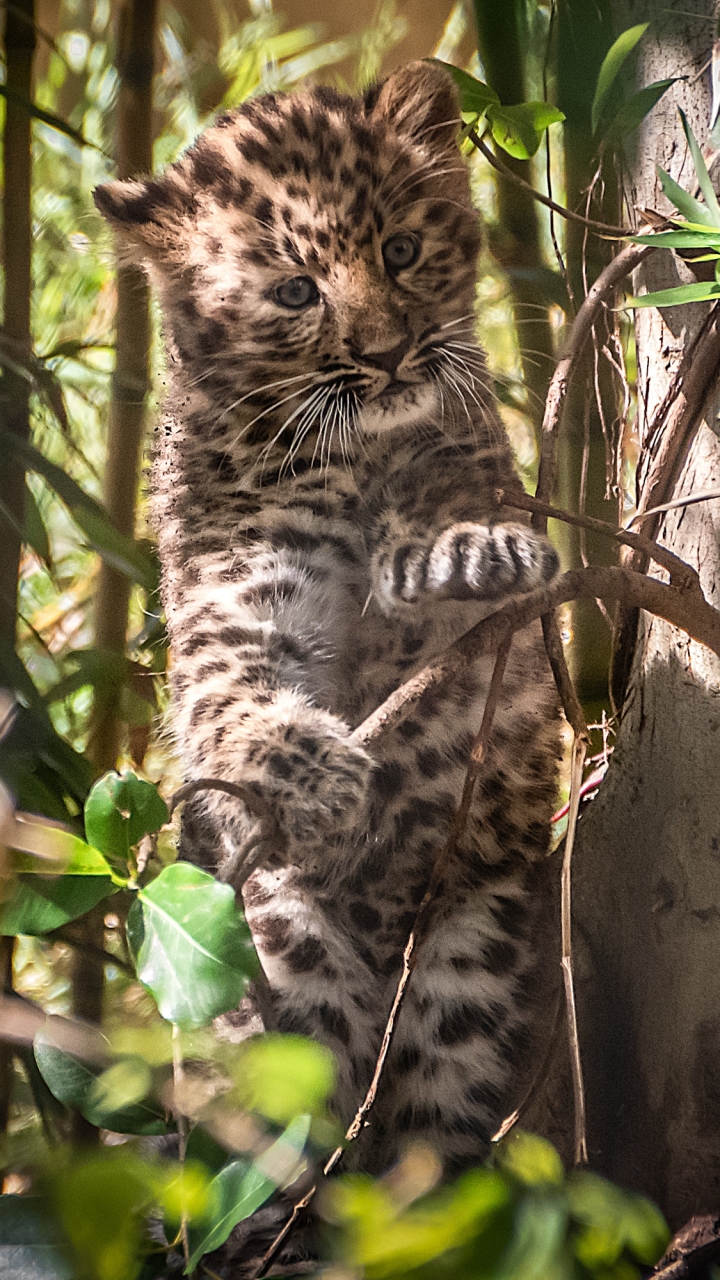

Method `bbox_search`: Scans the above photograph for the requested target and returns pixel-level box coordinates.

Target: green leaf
[128,862,259,1027]
[630,229,720,249]
[488,102,565,160]
[84,770,168,865]
[0,1196,72,1280]
[231,1033,336,1124]
[607,78,679,141]
[591,23,649,135]
[658,166,719,228]
[495,1131,564,1188]
[568,1171,669,1269]
[185,1115,311,1272]
[432,60,499,116]
[0,872,116,935]
[23,485,51,563]
[626,280,720,307]
[1,824,118,935]
[494,1194,567,1280]
[34,1034,173,1135]
[679,107,720,225]
[43,648,129,708]
[0,430,158,590]
[54,1150,161,1280]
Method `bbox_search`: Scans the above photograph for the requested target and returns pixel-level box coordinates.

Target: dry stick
[613,300,720,705]
[561,735,588,1165]
[172,1024,192,1274]
[627,485,720,529]
[351,564,720,749]
[533,242,657,519]
[253,637,514,1280]
[468,131,629,237]
[496,487,699,588]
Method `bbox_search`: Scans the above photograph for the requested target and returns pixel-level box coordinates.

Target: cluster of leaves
[1,772,670,1278]
[629,110,720,309]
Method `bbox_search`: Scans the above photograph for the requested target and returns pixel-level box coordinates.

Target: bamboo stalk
[0,0,35,1145]
[71,0,157,1138]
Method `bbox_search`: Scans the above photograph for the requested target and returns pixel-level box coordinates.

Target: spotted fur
[95,60,561,1174]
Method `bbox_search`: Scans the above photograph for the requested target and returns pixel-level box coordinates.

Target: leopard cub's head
[95,60,483,449]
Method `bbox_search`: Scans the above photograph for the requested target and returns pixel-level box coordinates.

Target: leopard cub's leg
[372,520,559,611]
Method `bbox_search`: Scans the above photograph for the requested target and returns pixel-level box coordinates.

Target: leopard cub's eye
[382,234,420,272]
[274,276,319,310]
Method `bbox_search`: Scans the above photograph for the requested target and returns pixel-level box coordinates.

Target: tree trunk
[571,0,720,1224]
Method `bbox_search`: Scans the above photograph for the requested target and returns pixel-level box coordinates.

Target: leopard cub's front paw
[254,720,373,854]
[376,522,558,608]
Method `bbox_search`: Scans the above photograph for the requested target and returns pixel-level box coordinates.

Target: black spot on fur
[349,900,381,932]
[317,1003,351,1042]
[286,936,328,971]
[436,1001,500,1046]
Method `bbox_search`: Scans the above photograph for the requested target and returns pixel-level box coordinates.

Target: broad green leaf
[432,60,499,116]
[568,1171,668,1268]
[488,102,565,160]
[330,1167,510,1275]
[607,78,678,141]
[630,230,720,249]
[34,1035,172,1135]
[658,166,718,227]
[679,107,720,225]
[626,280,720,307]
[54,1151,161,1280]
[495,1131,564,1188]
[231,1033,336,1124]
[0,1195,72,1280]
[494,1194,567,1280]
[185,1115,311,1272]
[0,430,157,590]
[1,825,118,934]
[591,23,649,135]
[128,862,258,1027]
[0,872,117,934]
[84,770,168,865]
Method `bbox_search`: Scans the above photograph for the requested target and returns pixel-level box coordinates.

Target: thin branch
[627,486,720,529]
[168,777,279,830]
[541,612,588,742]
[469,131,629,236]
[350,565,720,748]
[496,487,699,588]
[561,735,588,1165]
[172,1024,192,1274]
[253,638,513,1280]
[532,243,656,520]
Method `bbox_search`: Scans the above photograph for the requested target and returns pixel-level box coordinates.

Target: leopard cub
[96,59,560,1174]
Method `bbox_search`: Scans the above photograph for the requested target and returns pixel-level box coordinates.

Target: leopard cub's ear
[93,172,196,262]
[373,59,460,151]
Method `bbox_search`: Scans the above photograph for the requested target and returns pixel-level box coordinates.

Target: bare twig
[491,990,563,1143]
[532,243,656,520]
[253,638,514,1279]
[168,777,279,829]
[561,735,588,1165]
[541,612,589,743]
[351,565,720,748]
[495,487,699,588]
[172,1024,192,1274]
[469,131,629,236]
[627,486,720,528]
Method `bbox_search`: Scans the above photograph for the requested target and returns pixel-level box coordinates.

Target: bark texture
[571,0,720,1224]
